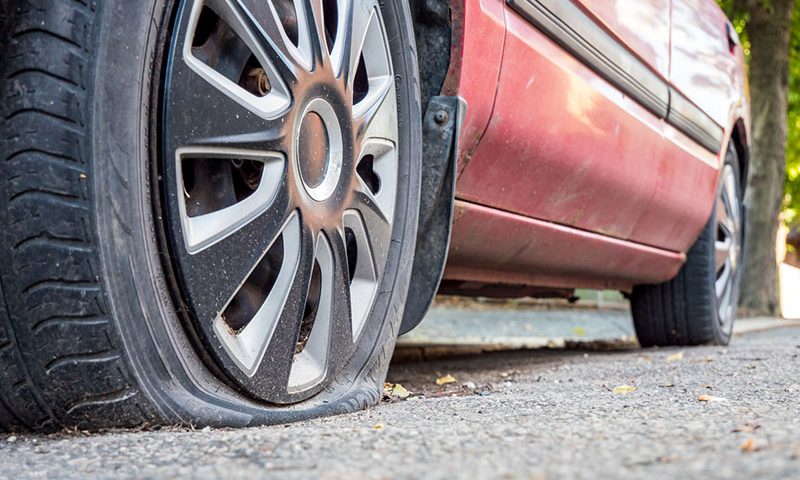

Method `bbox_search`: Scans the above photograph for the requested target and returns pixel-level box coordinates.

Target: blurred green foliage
[787,6,799,225]
[718,0,800,225]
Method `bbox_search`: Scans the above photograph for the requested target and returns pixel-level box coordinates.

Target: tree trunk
[739,0,795,316]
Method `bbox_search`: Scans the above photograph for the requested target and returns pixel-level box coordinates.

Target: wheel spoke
[723,168,741,230]
[353,65,396,133]
[716,196,735,238]
[348,189,391,262]
[287,232,334,392]
[326,227,356,343]
[176,148,286,253]
[179,0,294,121]
[716,262,731,298]
[213,212,311,378]
[333,0,374,81]
[351,10,394,124]
[236,0,313,73]
[167,52,288,151]
[715,238,731,272]
[717,266,734,322]
[244,219,316,394]
[354,78,396,155]
[174,189,292,326]
[343,207,386,339]
[297,0,329,66]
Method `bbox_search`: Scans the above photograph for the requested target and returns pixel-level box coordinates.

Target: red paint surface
[574,0,671,77]
[443,200,685,291]
[445,0,506,176]
[443,0,749,291]
[456,9,719,251]
[671,0,748,130]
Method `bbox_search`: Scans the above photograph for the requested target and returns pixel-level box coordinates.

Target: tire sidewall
[90,0,421,425]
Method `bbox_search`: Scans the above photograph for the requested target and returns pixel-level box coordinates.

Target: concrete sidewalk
[397,301,800,357]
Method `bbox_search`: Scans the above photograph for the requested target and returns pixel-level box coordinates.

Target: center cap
[296,98,343,202]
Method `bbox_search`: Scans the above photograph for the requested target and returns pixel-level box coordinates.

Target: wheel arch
[729,118,750,192]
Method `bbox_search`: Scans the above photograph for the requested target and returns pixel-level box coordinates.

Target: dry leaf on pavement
[665,351,684,362]
[691,356,715,364]
[733,422,761,433]
[391,383,410,399]
[612,385,637,395]
[383,382,411,400]
[739,437,762,452]
[697,394,726,402]
[435,374,457,386]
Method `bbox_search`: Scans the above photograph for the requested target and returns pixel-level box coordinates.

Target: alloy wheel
[160,0,399,403]
[714,163,742,334]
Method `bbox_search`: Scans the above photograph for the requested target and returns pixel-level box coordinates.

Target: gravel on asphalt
[1,326,799,479]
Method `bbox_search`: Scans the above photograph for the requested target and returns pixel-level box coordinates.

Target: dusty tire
[631,144,744,347]
[0,0,421,431]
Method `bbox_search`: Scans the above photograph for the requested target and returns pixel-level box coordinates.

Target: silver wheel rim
[161,0,399,402]
[714,164,741,333]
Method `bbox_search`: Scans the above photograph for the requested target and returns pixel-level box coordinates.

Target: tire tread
[0,0,153,431]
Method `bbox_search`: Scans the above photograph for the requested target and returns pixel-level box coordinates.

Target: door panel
[671,0,741,128]
[455,1,718,253]
[574,0,671,78]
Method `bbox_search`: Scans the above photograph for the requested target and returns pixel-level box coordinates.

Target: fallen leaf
[739,437,760,452]
[383,382,412,400]
[666,351,684,362]
[697,394,726,402]
[733,422,761,433]
[435,374,457,386]
[691,356,715,364]
[391,383,410,399]
[613,385,637,395]
[573,326,586,337]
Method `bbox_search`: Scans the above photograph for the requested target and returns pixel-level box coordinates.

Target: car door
[670,0,745,129]
[453,0,720,253]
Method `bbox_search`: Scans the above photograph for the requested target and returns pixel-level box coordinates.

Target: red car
[0,0,748,429]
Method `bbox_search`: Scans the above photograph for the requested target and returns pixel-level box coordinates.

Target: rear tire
[631,144,744,347]
[0,0,421,431]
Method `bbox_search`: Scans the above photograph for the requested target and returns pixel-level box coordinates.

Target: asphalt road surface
[1,315,799,479]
